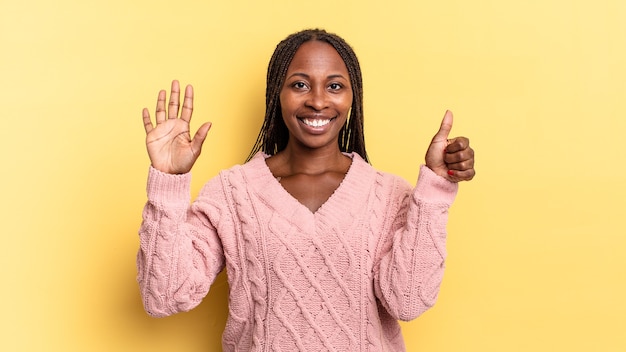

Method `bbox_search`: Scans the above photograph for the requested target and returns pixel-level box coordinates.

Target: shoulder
[200,152,273,198]
[195,153,270,212]
[348,153,412,198]
[206,152,268,184]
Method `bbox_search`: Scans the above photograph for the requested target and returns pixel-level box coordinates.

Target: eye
[292,81,308,90]
[328,83,342,91]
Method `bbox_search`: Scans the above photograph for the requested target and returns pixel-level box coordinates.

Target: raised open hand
[425,110,475,182]
[142,80,212,174]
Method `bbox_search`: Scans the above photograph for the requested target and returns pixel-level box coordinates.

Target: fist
[425,110,475,182]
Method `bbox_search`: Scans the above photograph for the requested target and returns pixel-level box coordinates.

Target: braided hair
[247,29,368,162]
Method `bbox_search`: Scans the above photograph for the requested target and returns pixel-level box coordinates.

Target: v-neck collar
[242,152,376,230]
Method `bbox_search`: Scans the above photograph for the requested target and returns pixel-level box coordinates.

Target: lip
[297,116,336,134]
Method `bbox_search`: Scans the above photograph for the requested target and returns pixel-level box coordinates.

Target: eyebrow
[286,72,348,80]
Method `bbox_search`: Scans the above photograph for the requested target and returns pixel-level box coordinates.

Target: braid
[247,29,368,163]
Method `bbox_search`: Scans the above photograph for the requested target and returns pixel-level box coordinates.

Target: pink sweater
[137,152,458,351]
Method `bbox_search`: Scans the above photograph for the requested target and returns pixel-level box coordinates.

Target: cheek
[279,92,295,115]
[341,97,353,114]
[341,89,353,110]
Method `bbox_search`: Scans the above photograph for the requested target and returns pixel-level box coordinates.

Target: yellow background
[1,0,625,351]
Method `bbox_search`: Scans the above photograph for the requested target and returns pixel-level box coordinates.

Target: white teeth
[302,119,330,127]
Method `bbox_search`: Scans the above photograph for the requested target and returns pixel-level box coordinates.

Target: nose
[304,86,328,111]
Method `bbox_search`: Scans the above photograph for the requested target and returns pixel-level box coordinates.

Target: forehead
[287,40,349,74]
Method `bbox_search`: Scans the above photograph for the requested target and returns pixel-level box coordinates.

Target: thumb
[432,110,454,143]
[190,122,212,155]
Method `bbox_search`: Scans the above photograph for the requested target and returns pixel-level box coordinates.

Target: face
[279,40,353,152]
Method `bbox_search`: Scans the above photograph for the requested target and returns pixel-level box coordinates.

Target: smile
[301,118,333,127]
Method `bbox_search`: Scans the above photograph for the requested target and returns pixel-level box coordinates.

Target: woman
[138,29,475,351]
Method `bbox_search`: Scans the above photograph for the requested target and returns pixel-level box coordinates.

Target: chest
[277,172,345,213]
[221,178,387,278]
[214,159,401,279]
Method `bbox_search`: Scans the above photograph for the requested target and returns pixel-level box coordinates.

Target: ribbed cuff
[414,165,458,205]
[146,166,192,206]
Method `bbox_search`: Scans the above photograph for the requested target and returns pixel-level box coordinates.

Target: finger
[180,84,194,123]
[445,137,470,153]
[142,108,153,134]
[190,122,212,155]
[155,89,167,124]
[444,144,474,164]
[168,80,181,119]
[432,110,454,143]
[445,158,475,172]
[448,168,476,182]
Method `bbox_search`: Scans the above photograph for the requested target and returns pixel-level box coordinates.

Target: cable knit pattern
[137,152,457,351]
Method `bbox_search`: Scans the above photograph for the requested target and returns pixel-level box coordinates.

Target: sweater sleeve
[136,166,226,318]
[373,165,458,321]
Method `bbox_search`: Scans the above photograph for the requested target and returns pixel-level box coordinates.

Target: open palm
[142,80,211,174]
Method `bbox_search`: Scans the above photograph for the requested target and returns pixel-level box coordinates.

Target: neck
[270,143,350,176]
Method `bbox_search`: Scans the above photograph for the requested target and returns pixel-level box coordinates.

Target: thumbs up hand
[425,110,475,182]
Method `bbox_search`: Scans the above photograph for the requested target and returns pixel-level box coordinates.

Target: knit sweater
[137,152,458,351]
